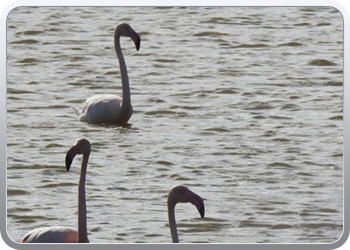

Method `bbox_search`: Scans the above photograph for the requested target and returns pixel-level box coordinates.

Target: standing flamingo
[21,139,91,243]
[76,23,141,125]
[167,185,205,243]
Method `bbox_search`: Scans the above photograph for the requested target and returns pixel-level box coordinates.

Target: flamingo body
[78,95,132,125]
[21,227,78,243]
[77,23,140,125]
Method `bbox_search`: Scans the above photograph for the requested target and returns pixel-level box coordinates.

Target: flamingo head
[115,23,141,51]
[65,139,91,171]
[167,185,205,218]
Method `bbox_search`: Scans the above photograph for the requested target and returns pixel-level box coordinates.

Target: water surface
[7,6,343,243]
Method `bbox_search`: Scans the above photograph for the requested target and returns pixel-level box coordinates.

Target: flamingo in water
[21,139,91,243]
[76,23,141,125]
[167,185,205,243]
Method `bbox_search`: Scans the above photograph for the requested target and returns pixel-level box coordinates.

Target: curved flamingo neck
[168,203,179,243]
[114,32,131,123]
[77,153,89,243]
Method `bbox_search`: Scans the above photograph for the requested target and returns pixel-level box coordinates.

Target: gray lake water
[7,6,343,243]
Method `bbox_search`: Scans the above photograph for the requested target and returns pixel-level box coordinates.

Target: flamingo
[167,185,205,243]
[76,23,141,125]
[21,139,91,243]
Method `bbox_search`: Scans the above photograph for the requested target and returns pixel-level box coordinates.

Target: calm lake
[7,6,343,243]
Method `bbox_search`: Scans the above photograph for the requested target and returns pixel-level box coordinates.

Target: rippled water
[7,7,343,243]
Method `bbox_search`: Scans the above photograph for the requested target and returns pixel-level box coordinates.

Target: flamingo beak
[65,145,78,171]
[128,30,141,51]
[134,35,141,51]
[187,190,205,218]
[197,201,205,218]
[65,152,73,171]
